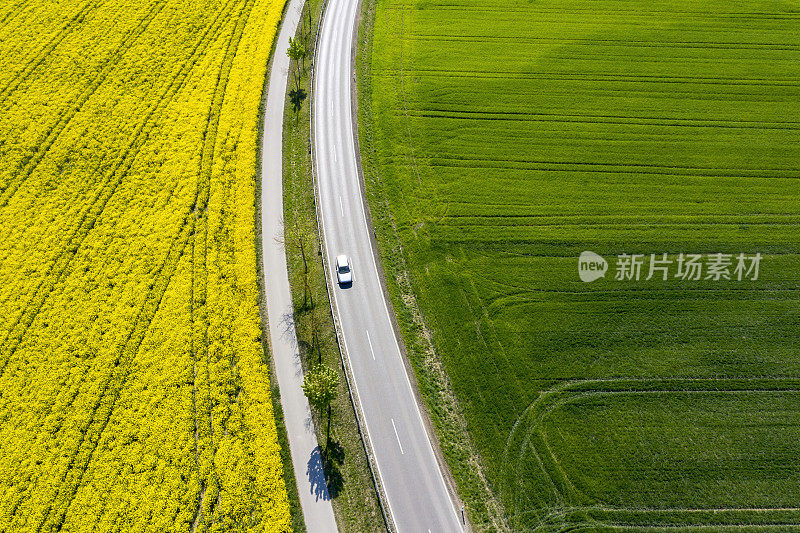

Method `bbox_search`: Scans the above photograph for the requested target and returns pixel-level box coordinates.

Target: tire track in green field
[502,378,800,531]
[407,110,800,131]
[377,69,800,86]
[541,505,800,531]
[408,35,800,52]
[424,157,800,180]
[395,5,800,17]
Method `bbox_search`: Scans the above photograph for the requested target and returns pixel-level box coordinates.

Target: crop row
[0,0,291,531]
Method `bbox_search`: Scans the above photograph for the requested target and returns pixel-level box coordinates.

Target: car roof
[336,254,348,265]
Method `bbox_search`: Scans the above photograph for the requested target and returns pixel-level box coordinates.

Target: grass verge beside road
[281,0,384,529]
[354,0,505,529]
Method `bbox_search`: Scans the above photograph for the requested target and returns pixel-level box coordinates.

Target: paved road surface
[312,0,465,530]
[260,0,338,530]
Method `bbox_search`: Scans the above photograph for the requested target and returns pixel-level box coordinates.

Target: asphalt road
[260,0,338,530]
[312,0,465,530]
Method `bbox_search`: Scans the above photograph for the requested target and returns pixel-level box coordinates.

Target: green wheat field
[366,0,800,530]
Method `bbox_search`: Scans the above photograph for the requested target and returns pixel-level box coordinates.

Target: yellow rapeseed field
[0,0,291,531]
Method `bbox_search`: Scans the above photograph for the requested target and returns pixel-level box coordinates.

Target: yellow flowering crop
[0,0,291,531]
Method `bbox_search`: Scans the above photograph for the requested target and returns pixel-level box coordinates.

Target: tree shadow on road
[322,439,345,499]
[305,441,345,501]
[306,445,331,501]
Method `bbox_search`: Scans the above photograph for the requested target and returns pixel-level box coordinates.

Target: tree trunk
[313,319,322,364]
[299,235,307,274]
[299,235,308,305]
[326,404,331,447]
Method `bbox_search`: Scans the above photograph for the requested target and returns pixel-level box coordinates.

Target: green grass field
[361,0,800,529]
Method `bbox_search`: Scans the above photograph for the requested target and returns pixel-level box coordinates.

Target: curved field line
[34,220,193,532]
[0,0,237,380]
[188,0,257,527]
[62,0,253,516]
[0,0,96,106]
[502,377,800,531]
[0,0,166,205]
[0,4,240,522]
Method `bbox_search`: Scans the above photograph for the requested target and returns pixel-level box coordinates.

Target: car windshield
[338,264,350,273]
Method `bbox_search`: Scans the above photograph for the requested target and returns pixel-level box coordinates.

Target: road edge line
[308,0,396,530]
[346,0,470,529]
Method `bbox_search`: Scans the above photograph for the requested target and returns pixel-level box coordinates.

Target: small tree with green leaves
[287,36,307,76]
[302,364,339,446]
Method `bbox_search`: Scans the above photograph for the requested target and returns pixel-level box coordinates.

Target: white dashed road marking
[391,418,405,455]
[366,330,376,360]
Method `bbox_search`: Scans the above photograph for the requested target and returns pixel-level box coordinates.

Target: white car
[336,254,352,284]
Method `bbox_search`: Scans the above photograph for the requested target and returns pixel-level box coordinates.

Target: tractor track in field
[0,0,237,381]
[1,3,241,523]
[188,0,256,527]
[0,0,167,206]
[33,220,193,532]
[0,0,97,106]
[502,377,800,531]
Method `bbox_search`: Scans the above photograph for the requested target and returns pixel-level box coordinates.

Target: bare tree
[274,217,312,307]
